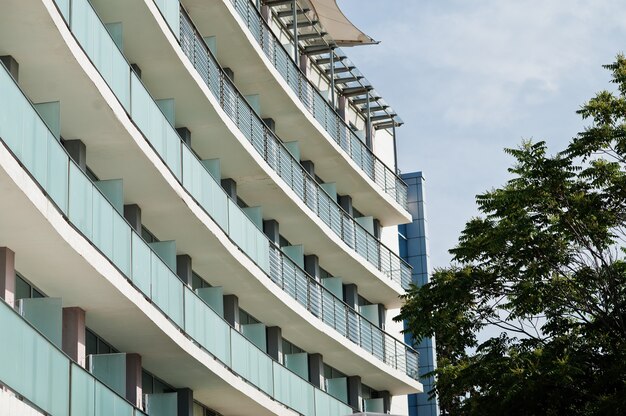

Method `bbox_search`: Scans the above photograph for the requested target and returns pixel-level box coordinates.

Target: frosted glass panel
[154,0,180,39]
[151,253,184,327]
[69,162,94,239]
[231,331,273,396]
[196,286,224,317]
[314,389,352,416]
[71,364,96,416]
[71,0,130,109]
[47,136,69,213]
[0,301,69,416]
[242,323,266,352]
[131,232,152,295]
[273,362,315,416]
[285,353,309,380]
[146,393,178,416]
[183,287,231,364]
[89,354,126,397]
[19,297,63,348]
[326,378,348,404]
[148,240,177,271]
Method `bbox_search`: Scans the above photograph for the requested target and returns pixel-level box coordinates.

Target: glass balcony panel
[154,0,180,38]
[71,363,96,416]
[92,189,115,261]
[273,362,315,416]
[95,381,134,416]
[131,232,153,296]
[183,287,231,365]
[47,135,70,213]
[230,330,274,396]
[150,252,184,327]
[71,0,130,110]
[314,389,353,416]
[0,301,70,416]
[69,162,94,239]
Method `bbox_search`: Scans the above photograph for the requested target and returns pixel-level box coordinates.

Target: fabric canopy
[307,0,378,46]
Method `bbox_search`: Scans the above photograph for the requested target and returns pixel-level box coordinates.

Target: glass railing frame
[0,298,147,416]
[227,0,409,208]
[176,5,413,289]
[0,44,415,416]
[40,0,418,380]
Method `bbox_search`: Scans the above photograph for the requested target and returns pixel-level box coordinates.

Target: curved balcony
[0,59,353,415]
[182,0,411,223]
[0,0,420,392]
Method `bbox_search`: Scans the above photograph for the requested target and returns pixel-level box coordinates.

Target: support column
[262,118,275,133]
[304,255,320,280]
[0,55,19,81]
[176,255,192,287]
[347,375,362,411]
[308,353,324,389]
[177,388,194,416]
[263,220,280,245]
[301,160,315,177]
[343,283,358,310]
[266,326,283,362]
[63,140,87,172]
[373,218,381,239]
[62,307,86,367]
[0,247,15,307]
[223,294,240,329]
[126,353,143,408]
[176,127,192,146]
[221,178,237,201]
[124,204,142,233]
[338,195,353,217]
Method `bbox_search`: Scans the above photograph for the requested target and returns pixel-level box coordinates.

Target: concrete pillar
[343,283,358,310]
[262,118,275,133]
[378,304,386,330]
[263,220,280,245]
[126,353,143,408]
[131,63,142,79]
[177,388,194,416]
[0,247,15,307]
[62,307,86,367]
[347,375,362,411]
[260,5,270,22]
[338,195,353,217]
[266,326,282,362]
[308,353,324,389]
[223,294,239,329]
[176,255,192,287]
[176,127,192,146]
[221,178,237,201]
[124,204,142,233]
[301,160,315,177]
[304,255,320,280]
[338,96,347,120]
[373,218,381,239]
[299,54,309,76]
[375,390,391,413]
[63,139,87,172]
[0,55,19,82]
[224,67,234,82]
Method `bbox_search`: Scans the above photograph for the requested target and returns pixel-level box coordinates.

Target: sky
[337,0,626,268]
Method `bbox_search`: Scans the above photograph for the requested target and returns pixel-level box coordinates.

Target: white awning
[307,0,378,46]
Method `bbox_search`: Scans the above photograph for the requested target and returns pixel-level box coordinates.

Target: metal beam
[325,66,355,74]
[302,44,334,55]
[340,86,373,97]
[286,20,318,29]
[352,96,380,105]
[276,8,309,17]
[316,55,345,65]
[361,105,389,112]
[298,32,327,41]
[264,0,293,6]
[374,120,402,130]
[292,0,298,62]
[333,76,363,84]
[370,113,397,122]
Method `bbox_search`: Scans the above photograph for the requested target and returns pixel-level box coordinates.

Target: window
[141,225,159,243]
[282,338,304,356]
[191,272,211,291]
[85,328,119,356]
[239,309,260,326]
[15,273,46,301]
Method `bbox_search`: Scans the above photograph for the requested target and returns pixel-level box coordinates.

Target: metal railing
[179,8,413,290]
[228,0,409,209]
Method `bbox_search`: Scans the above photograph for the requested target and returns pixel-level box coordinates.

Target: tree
[397,55,626,416]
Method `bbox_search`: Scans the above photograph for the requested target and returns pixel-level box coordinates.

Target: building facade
[0,0,421,415]
[399,172,440,416]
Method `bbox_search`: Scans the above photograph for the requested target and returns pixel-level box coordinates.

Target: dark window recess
[194,400,224,416]
[141,225,159,243]
[357,295,372,307]
[191,271,212,291]
[278,235,291,248]
[85,328,119,356]
[239,309,260,326]
[362,384,375,400]
[352,207,364,218]
[86,167,99,182]
[236,196,248,209]
[323,364,346,381]
[319,267,333,280]
[15,273,46,301]
[282,338,304,355]
[142,369,175,397]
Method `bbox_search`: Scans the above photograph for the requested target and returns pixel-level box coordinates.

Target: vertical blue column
[399,171,440,416]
